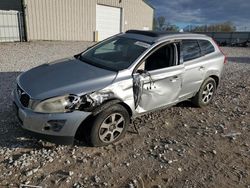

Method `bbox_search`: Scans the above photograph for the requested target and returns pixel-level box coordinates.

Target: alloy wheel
[202,83,214,103]
[98,113,125,143]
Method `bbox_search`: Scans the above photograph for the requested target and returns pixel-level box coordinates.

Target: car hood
[17,58,117,99]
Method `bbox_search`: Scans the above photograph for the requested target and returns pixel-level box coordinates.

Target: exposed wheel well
[209,75,219,88]
[75,114,94,142]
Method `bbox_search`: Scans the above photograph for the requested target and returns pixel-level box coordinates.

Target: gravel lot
[0,42,249,188]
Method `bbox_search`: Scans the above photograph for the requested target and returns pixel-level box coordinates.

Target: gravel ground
[0,42,249,188]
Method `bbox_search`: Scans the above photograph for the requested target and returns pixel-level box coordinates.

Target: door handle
[170,76,179,82]
[199,66,205,71]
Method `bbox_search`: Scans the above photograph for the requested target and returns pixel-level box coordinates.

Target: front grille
[17,85,30,107]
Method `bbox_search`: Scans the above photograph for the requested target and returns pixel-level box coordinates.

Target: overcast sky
[147,0,250,30]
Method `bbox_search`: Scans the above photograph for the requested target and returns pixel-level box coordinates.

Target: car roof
[122,30,211,43]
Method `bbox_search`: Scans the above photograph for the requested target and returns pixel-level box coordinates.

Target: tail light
[212,38,227,64]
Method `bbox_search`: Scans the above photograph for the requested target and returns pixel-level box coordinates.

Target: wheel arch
[204,69,220,88]
[209,75,220,88]
[74,99,133,141]
[91,99,133,117]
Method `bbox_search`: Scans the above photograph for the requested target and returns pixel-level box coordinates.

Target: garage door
[0,10,23,42]
[96,5,121,41]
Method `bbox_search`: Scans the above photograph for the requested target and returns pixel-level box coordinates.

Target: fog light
[46,120,66,132]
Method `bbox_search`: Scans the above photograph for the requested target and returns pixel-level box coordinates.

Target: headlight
[33,95,79,113]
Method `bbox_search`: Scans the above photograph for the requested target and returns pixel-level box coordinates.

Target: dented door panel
[178,59,206,100]
[134,65,184,114]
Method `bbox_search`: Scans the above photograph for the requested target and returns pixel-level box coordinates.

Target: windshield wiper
[78,56,95,65]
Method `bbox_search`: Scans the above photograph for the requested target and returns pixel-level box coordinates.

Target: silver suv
[13,30,226,146]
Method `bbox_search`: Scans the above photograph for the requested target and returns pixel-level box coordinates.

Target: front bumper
[12,89,91,145]
[24,129,75,145]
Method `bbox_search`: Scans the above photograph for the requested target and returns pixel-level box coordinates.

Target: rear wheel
[192,77,217,107]
[87,104,129,147]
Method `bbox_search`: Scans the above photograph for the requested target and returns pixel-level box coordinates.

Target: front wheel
[87,104,130,147]
[192,77,217,107]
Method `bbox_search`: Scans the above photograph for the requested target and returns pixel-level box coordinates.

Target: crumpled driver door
[133,64,184,114]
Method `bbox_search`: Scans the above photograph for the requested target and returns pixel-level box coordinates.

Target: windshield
[80,36,151,71]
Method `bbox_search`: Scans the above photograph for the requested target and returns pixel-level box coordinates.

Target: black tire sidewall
[89,104,130,147]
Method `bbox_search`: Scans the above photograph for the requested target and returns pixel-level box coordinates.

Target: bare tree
[153,17,158,30]
[153,16,180,32]
[185,21,236,32]
[157,16,166,31]
[165,23,179,32]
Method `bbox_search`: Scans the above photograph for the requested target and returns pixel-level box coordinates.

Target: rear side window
[182,40,201,62]
[198,40,215,55]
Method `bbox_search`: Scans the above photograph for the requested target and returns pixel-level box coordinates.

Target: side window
[182,40,201,62]
[198,40,215,55]
[142,43,177,71]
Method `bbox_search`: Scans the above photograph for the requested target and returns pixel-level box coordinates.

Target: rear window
[182,40,201,62]
[198,40,215,55]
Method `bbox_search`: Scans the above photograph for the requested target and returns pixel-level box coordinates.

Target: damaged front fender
[78,82,134,115]
[70,72,135,116]
[76,91,115,112]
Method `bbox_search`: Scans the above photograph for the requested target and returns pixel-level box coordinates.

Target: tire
[192,77,217,107]
[87,104,130,147]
